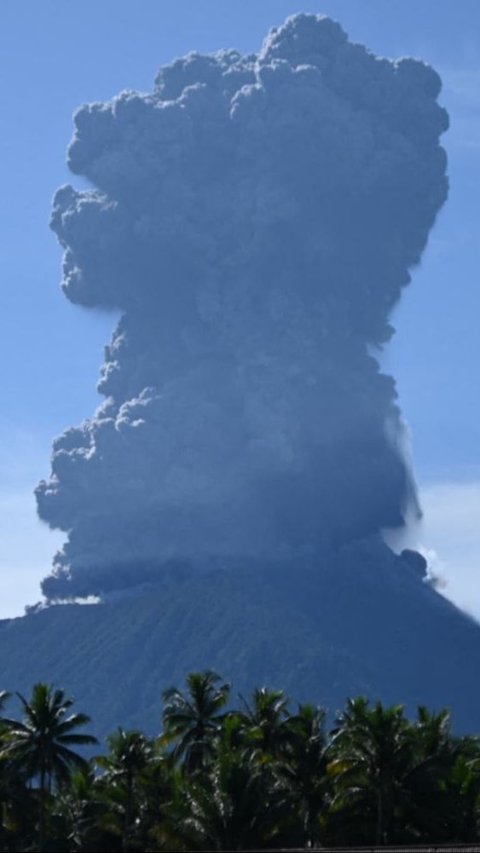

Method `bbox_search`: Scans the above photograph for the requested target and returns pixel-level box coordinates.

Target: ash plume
[36,14,448,599]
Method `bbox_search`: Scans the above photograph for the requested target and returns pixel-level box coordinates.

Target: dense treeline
[1,673,480,851]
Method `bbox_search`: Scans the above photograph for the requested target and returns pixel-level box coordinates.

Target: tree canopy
[0,673,479,851]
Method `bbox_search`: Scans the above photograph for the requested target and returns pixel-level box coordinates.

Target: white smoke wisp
[36,14,449,599]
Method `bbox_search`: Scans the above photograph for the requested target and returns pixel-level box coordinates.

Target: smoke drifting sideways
[36,14,448,600]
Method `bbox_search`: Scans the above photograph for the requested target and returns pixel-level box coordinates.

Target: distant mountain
[1,540,479,742]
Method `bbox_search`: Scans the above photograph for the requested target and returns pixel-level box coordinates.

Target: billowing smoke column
[37,14,448,599]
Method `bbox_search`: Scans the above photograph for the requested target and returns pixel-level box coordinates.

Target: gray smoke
[36,14,448,599]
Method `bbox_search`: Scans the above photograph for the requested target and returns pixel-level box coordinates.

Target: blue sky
[0,0,479,617]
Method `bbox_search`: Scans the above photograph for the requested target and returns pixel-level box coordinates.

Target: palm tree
[405,706,480,842]
[441,750,480,841]
[96,728,155,851]
[51,766,104,853]
[279,703,329,847]
[177,714,285,851]
[0,690,19,847]
[328,696,413,845]
[237,687,291,762]
[161,671,230,774]
[5,683,97,792]
[3,683,97,850]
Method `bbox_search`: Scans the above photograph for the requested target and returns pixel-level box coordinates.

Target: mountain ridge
[1,543,479,741]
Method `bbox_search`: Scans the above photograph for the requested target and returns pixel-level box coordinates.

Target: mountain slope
[1,545,479,741]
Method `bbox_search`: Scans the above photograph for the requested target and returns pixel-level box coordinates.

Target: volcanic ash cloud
[36,14,449,599]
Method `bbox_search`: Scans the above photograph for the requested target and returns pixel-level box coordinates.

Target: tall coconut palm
[4,683,97,792]
[328,696,413,845]
[237,687,291,762]
[50,767,104,853]
[405,706,480,842]
[178,714,285,851]
[3,683,97,851]
[161,671,230,774]
[279,703,328,847]
[96,728,155,851]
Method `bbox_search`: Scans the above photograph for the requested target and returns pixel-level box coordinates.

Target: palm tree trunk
[38,765,46,853]
[122,772,133,852]
[376,788,384,845]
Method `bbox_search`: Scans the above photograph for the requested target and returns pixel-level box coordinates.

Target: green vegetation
[1,674,480,850]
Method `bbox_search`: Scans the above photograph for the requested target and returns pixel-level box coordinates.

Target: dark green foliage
[277,704,329,847]
[327,697,416,844]
[1,674,480,850]
[173,721,286,851]
[0,685,97,852]
[161,671,230,774]
[4,684,97,791]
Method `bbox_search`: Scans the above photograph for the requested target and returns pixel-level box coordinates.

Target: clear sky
[0,0,478,618]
